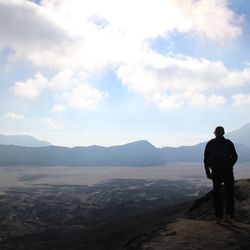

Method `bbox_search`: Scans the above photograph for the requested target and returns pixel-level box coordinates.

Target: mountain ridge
[1,123,250,149]
[0,134,51,147]
[0,140,249,167]
[0,140,164,167]
[0,124,250,166]
[227,123,250,148]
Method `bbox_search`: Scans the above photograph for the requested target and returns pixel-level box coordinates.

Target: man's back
[204,136,237,176]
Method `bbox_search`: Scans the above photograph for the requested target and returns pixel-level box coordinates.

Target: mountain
[0,140,249,167]
[0,135,51,147]
[0,140,165,167]
[0,123,250,166]
[159,122,250,163]
[126,179,250,250]
[160,141,250,163]
[227,123,250,148]
[159,142,206,163]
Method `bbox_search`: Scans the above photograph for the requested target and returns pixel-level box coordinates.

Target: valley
[0,164,249,249]
[0,170,210,249]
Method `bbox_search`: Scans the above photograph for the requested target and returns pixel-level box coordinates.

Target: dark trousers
[212,172,235,218]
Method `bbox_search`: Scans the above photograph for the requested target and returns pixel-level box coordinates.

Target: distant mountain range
[0,141,163,167]
[0,135,51,147]
[227,123,250,148]
[0,123,249,166]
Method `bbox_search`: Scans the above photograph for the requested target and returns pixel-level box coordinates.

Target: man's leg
[212,177,223,219]
[224,173,235,219]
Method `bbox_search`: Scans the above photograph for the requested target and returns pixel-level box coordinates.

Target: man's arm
[229,141,238,167]
[204,142,212,179]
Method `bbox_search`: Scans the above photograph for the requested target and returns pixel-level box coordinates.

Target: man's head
[214,126,225,137]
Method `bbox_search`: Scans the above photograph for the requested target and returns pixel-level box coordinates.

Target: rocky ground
[0,179,208,249]
[0,178,249,249]
[128,218,250,250]
[126,179,250,250]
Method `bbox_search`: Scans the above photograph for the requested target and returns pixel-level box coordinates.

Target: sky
[0,0,250,148]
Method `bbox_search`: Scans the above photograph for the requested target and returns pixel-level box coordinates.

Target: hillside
[0,135,51,147]
[227,123,250,148]
[126,179,250,250]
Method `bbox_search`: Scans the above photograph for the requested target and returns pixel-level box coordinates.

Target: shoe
[224,215,234,224]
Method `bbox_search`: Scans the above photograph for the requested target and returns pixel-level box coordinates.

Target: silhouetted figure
[204,126,238,223]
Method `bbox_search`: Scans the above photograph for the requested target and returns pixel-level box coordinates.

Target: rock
[127,179,250,250]
[133,218,250,250]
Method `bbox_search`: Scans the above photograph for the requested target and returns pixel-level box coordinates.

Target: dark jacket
[204,136,238,176]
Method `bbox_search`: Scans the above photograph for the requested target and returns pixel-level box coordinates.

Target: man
[204,126,238,223]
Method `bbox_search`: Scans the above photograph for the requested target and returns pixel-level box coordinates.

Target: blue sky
[0,0,250,147]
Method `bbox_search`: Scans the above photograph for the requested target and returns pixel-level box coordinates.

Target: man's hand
[206,171,212,179]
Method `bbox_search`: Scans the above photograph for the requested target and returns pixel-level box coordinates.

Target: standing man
[204,126,238,223]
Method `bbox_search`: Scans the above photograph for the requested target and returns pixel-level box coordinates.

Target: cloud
[43,117,64,129]
[2,0,247,110]
[63,84,106,111]
[0,0,243,71]
[207,95,226,106]
[39,0,242,41]
[48,70,75,89]
[12,70,105,110]
[51,104,66,113]
[190,94,206,107]
[12,73,47,98]
[13,70,88,98]
[117,52,250,109]
[189,94,226,107]
[3,112,25,120]
[0,0,75,69]
[232,93,250,106]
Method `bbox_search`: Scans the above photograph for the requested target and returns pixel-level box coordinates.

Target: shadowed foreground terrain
[0,179,208,250]
[126,179,250,250]
[0,179,249,249]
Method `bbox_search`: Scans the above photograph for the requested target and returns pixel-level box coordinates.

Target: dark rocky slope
[126,179,250,250]
[0,179,249,249]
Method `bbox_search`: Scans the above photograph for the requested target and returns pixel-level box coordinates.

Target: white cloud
[12,71,72,98]
[0,0,243,71]
[64,84,105,111]
[51,104,66,113]
[39,0,242,41]
[43,117,64,129]
[3,112,25,120]
[12,70,88,98]
[117,52,250,109]
[190,94,206,107]
[1,0,247,110]
[208,95,226,107]
[232,93,250,106]
[12,70,105,110]
[154,93,185,110]
[48,70,75,89]
[12,73,47,98]
[183,0,243,40]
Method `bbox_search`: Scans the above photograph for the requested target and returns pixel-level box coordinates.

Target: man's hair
[214,126,225,136]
